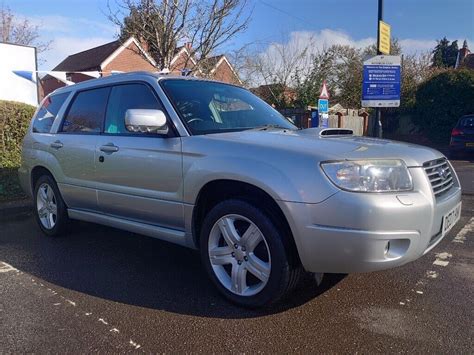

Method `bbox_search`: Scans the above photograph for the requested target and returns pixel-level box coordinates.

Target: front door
[95,82,184,230]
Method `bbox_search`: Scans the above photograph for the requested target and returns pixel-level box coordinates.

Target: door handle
[50,140,63,149]
[99,143,119,153]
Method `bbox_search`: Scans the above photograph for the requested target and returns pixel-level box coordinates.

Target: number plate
[442,202,462,238]
[465,142,474,147]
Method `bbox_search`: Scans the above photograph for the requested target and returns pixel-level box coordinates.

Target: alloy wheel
[36,183,58,230]
[208,214,271,296]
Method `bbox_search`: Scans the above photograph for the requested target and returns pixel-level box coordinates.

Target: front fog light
[321,159,413,192]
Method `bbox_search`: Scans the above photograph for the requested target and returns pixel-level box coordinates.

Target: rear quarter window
[32,92,69,133]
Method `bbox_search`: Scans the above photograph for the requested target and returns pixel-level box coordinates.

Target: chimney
[185,42,192,51]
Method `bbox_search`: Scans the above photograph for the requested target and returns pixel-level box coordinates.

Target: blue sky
[6,0,474,69]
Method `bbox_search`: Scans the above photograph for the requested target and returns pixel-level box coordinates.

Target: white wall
[0,43,38,106]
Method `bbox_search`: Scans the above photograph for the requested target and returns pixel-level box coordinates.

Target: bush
[0,100,36,168]
[415,69,474,143]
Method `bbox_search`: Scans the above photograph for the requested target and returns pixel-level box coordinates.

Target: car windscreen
[160,79,296,135]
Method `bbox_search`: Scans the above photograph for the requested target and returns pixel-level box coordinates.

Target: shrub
[415,69,474,143]
[0,100,36,168]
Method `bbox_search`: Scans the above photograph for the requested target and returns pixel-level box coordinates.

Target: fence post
[336,112,344,128]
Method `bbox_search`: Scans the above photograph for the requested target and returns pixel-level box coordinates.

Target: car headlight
[321,160,413,192]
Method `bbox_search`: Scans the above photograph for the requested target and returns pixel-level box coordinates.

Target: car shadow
[1,214,346,319]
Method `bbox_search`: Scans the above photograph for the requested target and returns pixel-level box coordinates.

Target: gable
[101,41,156,73]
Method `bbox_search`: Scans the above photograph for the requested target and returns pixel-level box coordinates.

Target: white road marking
[426,270,438,279]
[416,290,423,294]
[399,302,405,305]
[130,339,141,349]
[110,328,120,333]
[66,300,76,307]
[98,318,109,325]
[433,252,452,267]
[453,217,474,244]
[0,262,19,273]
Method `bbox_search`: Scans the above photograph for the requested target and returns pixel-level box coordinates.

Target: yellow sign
[378,20,391,54]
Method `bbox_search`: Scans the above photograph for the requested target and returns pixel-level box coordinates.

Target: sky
[5,0,474,70]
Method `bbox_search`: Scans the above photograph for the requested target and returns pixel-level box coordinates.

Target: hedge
[0,100,36,169]
[415,69,474,144]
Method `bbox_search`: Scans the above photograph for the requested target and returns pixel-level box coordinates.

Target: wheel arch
[31,165,56,193]
[192,179,301,267]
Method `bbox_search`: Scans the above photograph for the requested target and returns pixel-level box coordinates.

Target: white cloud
[18,14,119,70]
[40,36,116,70]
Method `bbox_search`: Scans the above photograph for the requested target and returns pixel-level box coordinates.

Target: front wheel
[200,199,301,308]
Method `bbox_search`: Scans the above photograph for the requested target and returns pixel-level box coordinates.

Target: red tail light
[451,128,463,137]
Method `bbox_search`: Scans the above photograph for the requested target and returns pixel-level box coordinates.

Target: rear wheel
[33,175,69,237]
[200,199,301,308]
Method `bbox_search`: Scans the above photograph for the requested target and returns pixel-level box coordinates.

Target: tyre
[33,174,69,237]
[200,199,301,308]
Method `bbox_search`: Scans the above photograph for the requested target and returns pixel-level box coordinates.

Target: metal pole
[374,0,384,138]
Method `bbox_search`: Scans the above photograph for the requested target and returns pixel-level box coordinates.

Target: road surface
[0,160,472,353]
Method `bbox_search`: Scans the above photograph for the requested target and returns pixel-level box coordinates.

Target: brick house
[455,40,474,70]
[40,37,241,99]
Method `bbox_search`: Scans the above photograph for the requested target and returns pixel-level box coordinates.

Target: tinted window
[61,87,110,133]
[160,79,295,135]
[105,83,162,134]
[33,92,69,133]
[459,116,474,128]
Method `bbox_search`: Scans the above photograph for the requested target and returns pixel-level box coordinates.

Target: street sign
[361,55,401,108]
[320,113,329,128]
[318,99,329,113]
[378,20,391,55]
[319,80,330,99]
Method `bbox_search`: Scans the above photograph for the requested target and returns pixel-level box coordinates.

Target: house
[40,37,156,98]
[455,40,474,70]
[40,37,241,99]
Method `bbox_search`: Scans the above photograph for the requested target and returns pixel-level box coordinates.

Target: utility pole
[374,0,384,138]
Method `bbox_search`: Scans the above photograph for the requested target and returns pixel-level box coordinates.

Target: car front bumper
[278,166,462,273]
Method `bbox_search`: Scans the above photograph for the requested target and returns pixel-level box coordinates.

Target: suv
[20,72,462,307]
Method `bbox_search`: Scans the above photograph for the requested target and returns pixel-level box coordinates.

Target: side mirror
[125,109,169,135]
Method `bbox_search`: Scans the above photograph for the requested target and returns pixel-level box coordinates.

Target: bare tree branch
[108,0,250,71]
[0,5,51,53]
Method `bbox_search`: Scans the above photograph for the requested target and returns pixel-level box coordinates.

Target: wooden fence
[279,107,369,136]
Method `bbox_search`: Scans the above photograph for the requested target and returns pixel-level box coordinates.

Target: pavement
[0,159,473,353]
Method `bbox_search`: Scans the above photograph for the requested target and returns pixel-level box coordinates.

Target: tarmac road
[0,160,472,353]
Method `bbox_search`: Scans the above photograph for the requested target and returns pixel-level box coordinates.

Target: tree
[415,69,474,143]
[432,37,459,68]
[109,0,250,71]
[0,5,50,52]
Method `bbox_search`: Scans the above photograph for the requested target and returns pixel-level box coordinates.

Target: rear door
[95,82,184,230]
[51,86,110,211]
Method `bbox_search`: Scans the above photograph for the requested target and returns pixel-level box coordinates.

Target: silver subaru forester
[19,72,462,307]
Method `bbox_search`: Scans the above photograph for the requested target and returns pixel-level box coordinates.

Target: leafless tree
[108,0,251,71]
[0,5,51,53]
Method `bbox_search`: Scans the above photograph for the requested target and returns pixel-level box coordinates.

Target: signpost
[318,81,330,128]
[361,55,401,108]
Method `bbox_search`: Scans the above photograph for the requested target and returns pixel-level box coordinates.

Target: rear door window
[33,92,69,133]
[61,87,110,134]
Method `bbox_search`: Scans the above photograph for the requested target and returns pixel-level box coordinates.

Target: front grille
[423,158,454,198]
